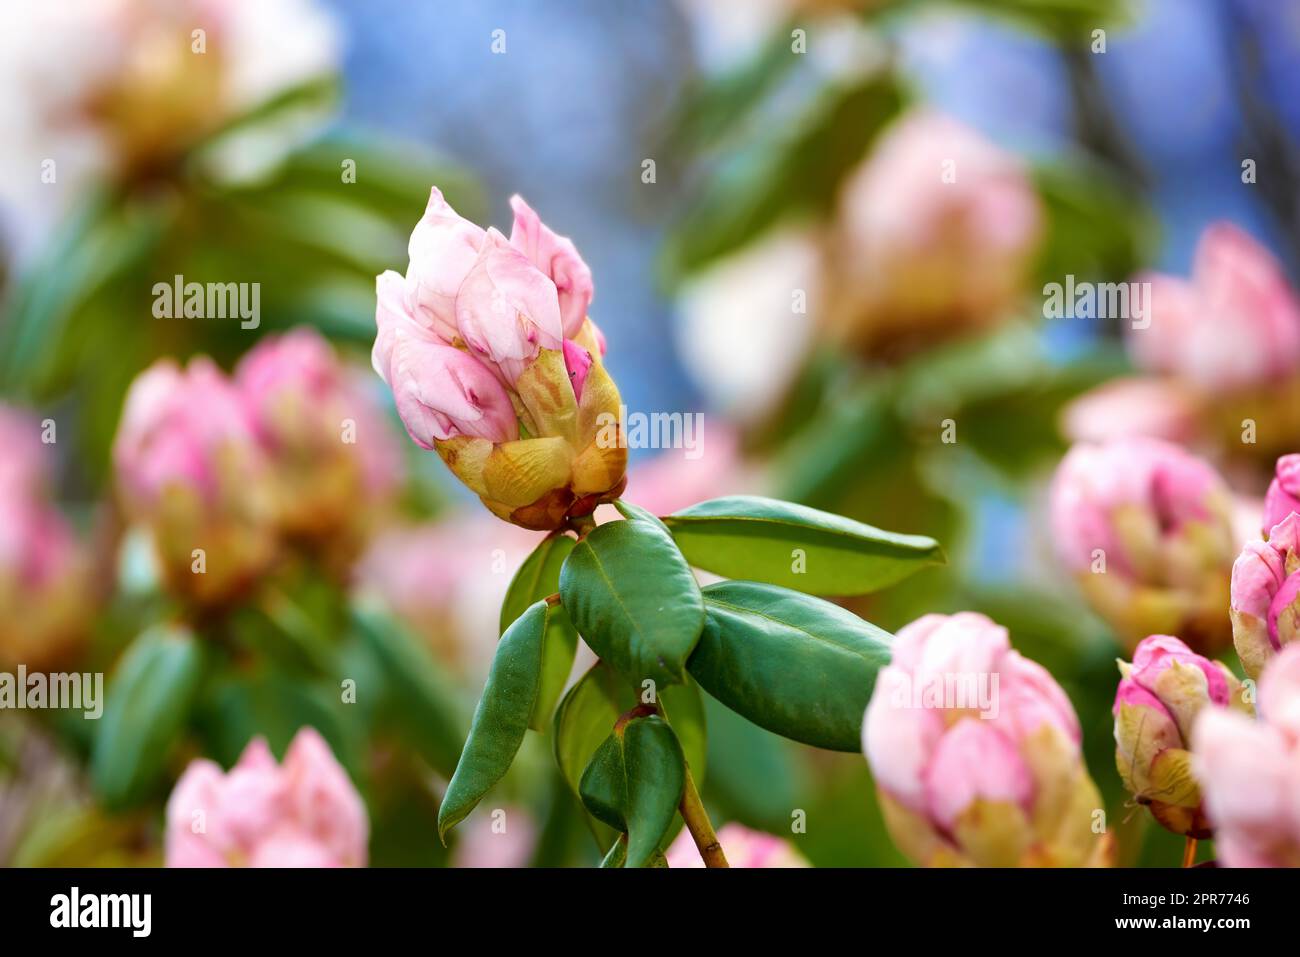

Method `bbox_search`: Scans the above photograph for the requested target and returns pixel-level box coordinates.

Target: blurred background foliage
[1,0,1298,867]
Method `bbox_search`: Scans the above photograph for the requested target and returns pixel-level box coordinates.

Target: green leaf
[352,603,465,778]
[553,662,706,801]
[500,534,573,633]
[438,601,548,841]
[560,519,705,688]
[688,581,892,751]
[500,535,579,731]
[665,495,944,595]
[614,499,670,533]
[91,625,204,810]
[578,716,685,868]
[598,835,670,868]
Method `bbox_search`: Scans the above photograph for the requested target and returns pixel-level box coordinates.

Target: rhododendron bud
[0,406,92,670]
[236,327,402,564]
[1192,644,1300,867]
[372,188,626,531]
[1230,512,1300,679]
[1050,437,1237,653]
[451,805,538,869]
[1128,223,1300,392]
[828,109,1042,357]
[165,728,367,868]
[113,357,275,605]
[1263,454,1300,534]
[1059,377,1200,446]
[1113,635,1251,837]
[664,823,809,868]
[863,613,1110,867]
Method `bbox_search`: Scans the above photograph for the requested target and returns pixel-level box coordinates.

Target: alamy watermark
[887,671,1000,719]
[0,666,103,719]
[1043,274,1150,330]
[596,405,705,459]
[152,274,260,329]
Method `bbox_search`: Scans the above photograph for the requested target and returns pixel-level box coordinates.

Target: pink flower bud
[862,613,1108,867]
[830,109,1042,356]
[1127,223,1300,392]
[1059,377,1200,446]
[1263,453,1300,534]
[1231,512,1300,678]
[113,357,275,605]
[1112,635,1249,837]
[450,805,538,868]
[1192,644,1300,867]
[166,728,367,868]
[509,194,594,339]
[372,186,627,531]
[0,405,50,500]
[236,327,403,558]
[1050,437,1237,652]
[664,823,809,868]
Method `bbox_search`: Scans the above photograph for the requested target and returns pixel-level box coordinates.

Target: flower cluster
[372,188,626,530]
[165,728,366,868]
[1049,437,1238,653]
[1230,459,1300,678]
[863,613,1109,867]
[113,328,400,604]
[1112,635,1252,837]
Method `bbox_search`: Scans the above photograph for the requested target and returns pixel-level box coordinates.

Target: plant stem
[678,766,728,868]
[1182,837,1198,868]
[651,696,728,868]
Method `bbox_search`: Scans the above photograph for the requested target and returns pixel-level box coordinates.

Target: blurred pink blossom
[1230,512,1300,679]
[166,728,367,868]
[1193,644,1300,867]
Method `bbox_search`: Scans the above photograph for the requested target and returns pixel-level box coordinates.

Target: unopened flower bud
[1192,644,1300,867]
[1050,437,1238,653]
[236,327,402,565]
[863,613,1110,867]
[664,823,809,868]
[372,188,626,530]
[113,357,276,605]
[1113,635,1251,837]
[1230,512,1300,679]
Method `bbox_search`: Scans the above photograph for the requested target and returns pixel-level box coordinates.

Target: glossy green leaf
[665,495,943,595]
[578,716,685,868]
[614,499,670,533]
[599,835,668,868]
[352,603,465,778]
[91,625,204,810]
[500,534,574,633]
[553,661,707,802]
[438,601,548,841]
[500,535,579,732]
[688,581,892,751]
[560,519,704,688]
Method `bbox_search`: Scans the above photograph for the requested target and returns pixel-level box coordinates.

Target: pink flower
[862,612,1108,867]
[1112,635,1250,837]
[112,357,276,605]
[1049,437,1237,652]
[166,728,367,868]
[1127,223,1300,392]
[1230,512,1300,678]
[1263,453,1300,534]
[114,356,261,508]
[372,185,626,531]
[830,109,1042,355]
[0,405,49,500]
[664,823,809,868]
[508,194,593,339]
[236,327,403,555]
[1193,644,1300,867]
[1059,377,1200,446]
[373,270,519,446]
